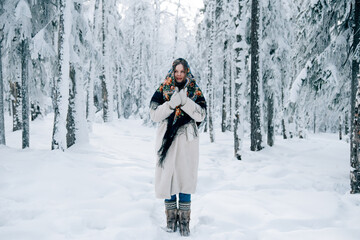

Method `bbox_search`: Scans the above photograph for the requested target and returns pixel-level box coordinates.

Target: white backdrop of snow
[0,113,359,239]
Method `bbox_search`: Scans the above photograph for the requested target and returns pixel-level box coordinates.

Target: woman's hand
[169,89,181,109]
[179,88,188,106]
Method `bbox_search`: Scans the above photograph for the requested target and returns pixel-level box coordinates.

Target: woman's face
[174,64,186,83]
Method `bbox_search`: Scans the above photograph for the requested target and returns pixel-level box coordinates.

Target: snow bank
[0,115,359,239]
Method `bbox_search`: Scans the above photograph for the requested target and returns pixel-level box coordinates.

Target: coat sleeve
[150,101,173,122]
[181,98,206,122]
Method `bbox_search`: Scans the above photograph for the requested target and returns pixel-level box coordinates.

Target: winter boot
[165,200,178,232]
[178,201,191,236]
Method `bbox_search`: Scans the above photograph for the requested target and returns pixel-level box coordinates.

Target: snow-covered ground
[1,115,359,240]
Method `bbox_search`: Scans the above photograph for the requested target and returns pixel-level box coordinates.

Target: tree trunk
[153,0,160,92]
[351,73,360,193]
[115,64,121,119]
[66,64,76,148]
[11,81,22,132]
[86,0,100,122]
[207,0,215,143]
[339,116,342,140]
[0,31,5,145]
[221,40,228,133]
[51,19,58,112]
[172,0,181,59]
[250,0,262,151]
[351,0,360,169]
[267,93,274,146]
[138,45,144,119]
[233,0,246,160]
[87,60,95,121]
[313,111,316,134]
[21,39,30,149]
[282,118,287,139]
[281,82,287,139]
[101,0,109,122]
[345,111,349,135]
[228,50,233,131]
[52,0,70,150]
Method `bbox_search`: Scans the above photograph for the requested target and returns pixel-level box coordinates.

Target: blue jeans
[165,193,191,203]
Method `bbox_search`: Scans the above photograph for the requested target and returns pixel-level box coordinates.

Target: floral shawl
[150,67,206,167]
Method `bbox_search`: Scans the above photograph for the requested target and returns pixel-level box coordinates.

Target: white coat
[150,98,206,199]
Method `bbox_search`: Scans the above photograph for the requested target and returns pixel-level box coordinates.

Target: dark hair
[172,58,189,73]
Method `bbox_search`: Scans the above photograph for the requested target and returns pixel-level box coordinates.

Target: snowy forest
[1,0,360,239]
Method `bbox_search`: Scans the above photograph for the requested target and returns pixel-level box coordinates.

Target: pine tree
[261,0,292,144]
[290,0,351,136]
[30,0,59,123]
[121,0,154,119]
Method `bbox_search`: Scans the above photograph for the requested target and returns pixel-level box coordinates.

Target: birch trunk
[207,0,215,143]
[233,0,246,160]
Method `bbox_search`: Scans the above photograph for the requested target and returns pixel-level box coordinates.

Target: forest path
[0,116,359,239]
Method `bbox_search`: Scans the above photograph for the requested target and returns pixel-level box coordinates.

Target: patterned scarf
[150,66,206,167]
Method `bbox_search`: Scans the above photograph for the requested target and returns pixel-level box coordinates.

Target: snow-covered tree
[1,1,22,132]
[15,0,32,148]
[66,1,90,148]
[233,0,250,159]
[289,0,351,137]
[202,0,216,142]
[261,0,293,144]
[52,0,71,150]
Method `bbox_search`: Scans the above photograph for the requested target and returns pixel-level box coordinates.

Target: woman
[149,58,206,236]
